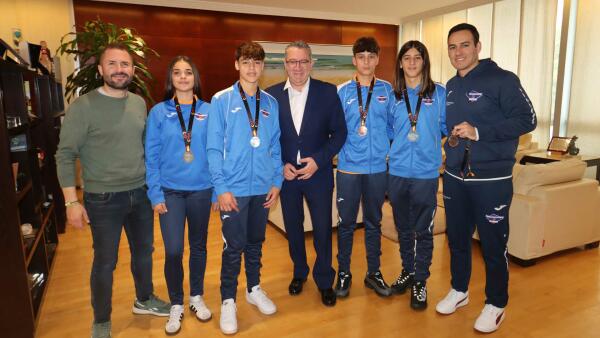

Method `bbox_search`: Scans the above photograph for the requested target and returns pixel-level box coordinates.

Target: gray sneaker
[132,294,170,317]
[91,321,111,338]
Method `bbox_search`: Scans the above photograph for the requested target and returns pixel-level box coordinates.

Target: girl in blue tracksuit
[388,41,447,310]
[145,56,213,334]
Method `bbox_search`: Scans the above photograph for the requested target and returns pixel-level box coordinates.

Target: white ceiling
[98,0,475,24]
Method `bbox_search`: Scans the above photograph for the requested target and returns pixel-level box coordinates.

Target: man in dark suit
[266,41,347,307]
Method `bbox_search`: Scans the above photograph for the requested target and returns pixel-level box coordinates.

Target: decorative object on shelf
[12,28,23,49]
[547,136,572,154]
[12,162,19,190]
[56,17,159,104]
[567,135,580,156]
[21,223,33,236]
[38,41,53,75]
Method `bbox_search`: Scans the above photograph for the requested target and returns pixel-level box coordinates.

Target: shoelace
[253,289,271,303]
[394,272,411,285]
[413,284,427,301]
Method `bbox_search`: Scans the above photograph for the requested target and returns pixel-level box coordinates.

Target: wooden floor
[37,208,600,338]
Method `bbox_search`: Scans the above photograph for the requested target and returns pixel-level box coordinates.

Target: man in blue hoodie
[207,41,283,335]
[435,23,536,333]
[335,37,394,298]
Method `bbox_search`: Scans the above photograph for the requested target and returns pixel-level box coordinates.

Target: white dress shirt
[284,77,310,164]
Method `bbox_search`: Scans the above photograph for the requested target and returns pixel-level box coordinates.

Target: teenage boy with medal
[436,24,536,333]
[206,42,283,335]
[335,37,394,298]
[388,40,448,310]
[145,56,213,335]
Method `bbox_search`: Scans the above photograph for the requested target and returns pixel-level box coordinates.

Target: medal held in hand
[448,134,459,147]
[356,77,375,137]
[403,89,423,143]
[238,83,261,148]
[174,96,197,163]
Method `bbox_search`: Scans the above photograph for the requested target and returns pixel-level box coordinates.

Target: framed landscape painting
[259,42,355,88]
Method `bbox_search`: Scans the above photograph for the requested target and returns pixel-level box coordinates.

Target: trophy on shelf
[567,135,580,156]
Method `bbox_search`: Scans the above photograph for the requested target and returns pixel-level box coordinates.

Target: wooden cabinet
[0,59,65,338]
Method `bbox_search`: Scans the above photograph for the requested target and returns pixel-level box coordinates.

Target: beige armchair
[508,159,600,265]
[515,133,540,163]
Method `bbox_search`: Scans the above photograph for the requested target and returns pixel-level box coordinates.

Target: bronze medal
[448,135,459,147]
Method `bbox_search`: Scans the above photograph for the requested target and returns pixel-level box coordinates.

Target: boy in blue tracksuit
[436,24,535,333]
[207,42,283,335]
[334,37,394,298]
[388,40,447,310]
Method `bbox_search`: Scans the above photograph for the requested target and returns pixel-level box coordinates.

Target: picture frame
[547,136,572,154]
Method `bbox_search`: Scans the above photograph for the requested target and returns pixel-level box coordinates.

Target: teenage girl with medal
[145,56,213,335]
[387,41,448,310]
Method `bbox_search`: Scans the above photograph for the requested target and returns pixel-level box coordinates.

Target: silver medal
[358,125,368,136]
[250,136,261,148]
[183,150,194,163]
[407,131,419,142]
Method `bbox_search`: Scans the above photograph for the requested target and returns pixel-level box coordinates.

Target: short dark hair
[163,55,202,101]
[448,23,480,45]
[235,41,265,61]
[99,42,132,63]
[393,40,435,99]
[353,37,380,55]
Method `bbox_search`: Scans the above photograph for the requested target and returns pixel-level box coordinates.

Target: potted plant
[57,17,159,104]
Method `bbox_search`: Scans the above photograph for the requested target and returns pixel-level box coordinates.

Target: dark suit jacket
[266,78,347,187]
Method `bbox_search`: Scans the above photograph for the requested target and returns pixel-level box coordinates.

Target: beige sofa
[508,159,600,265]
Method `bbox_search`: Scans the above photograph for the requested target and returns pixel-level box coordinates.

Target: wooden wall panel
[74,0,398,102]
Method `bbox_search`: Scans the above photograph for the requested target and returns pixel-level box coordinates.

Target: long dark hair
[393,40,435,100]
[163,55,202,101]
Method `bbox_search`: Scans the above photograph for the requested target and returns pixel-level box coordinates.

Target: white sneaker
[435,289,469,315]
[189,295,212,321]
[220,299,237,335]
[246,285,277,315]
[474,304,505,333]
[165,305,184,335]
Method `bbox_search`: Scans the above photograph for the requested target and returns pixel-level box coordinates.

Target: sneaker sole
[364,280,392,297]
[220,325,238,335]
[165,325,181,336]
[391,284,412,295]
[132,306,170,317]
[435,297,469,315]
[245,294,277,315]
[474,311,505,333]
[410,301,428,311]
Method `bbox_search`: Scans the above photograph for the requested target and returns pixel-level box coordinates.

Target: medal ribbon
[174,96,197,152]
[355,77,375,126]
[238,82,260,137]
[402,89,423,132]
[460,140,475,178]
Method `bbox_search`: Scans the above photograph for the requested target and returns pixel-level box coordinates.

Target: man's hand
[67,203,89,229]
[218,192,239,212]
[452,122,478,140]
[283,163,298,181]
[263,187,280,208]
[296,157,318,180]
[153,203,168,214]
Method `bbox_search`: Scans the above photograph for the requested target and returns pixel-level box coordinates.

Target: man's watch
[65,200,80,207]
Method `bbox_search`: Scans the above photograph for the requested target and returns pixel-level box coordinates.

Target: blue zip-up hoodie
[207,82,284,197]
[444,59,537,180]
[389,83,447,179]
[145,98,212,206]
[337,78,394,174]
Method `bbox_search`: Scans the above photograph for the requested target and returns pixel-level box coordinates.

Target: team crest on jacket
[194,113,207,121]
[376,95,387,103]
[261,109,270,117]
[466,90,483,102]
[423,97,434,106]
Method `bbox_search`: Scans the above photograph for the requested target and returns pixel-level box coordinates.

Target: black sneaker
[410,281,427,310]
[391,270,414,295]
[364,271,392,297]
[335,271,352,297]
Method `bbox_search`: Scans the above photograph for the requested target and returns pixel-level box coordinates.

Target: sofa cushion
[513,159,586,195]
[517,133,533,151]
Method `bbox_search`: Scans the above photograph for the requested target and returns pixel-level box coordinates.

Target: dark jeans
[336,171,387,273]
[388,176,438,282]
[443,174,512,308]
[220,195,268,301]
[84,186,154,324]
[159,188,212,305]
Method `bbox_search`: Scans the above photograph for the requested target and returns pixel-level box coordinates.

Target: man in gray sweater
[56,43,169,338]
